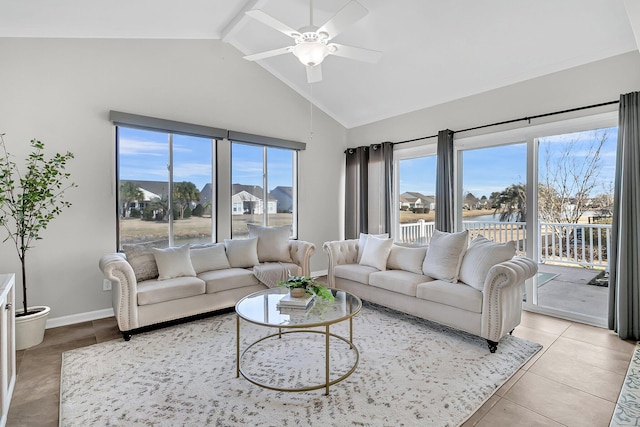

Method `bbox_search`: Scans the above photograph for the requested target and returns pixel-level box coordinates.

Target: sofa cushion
[248,224,293,263]
[190,244,231,274]
[458,236,516,290]
[198,268,260,293]
[416,280,482,313]
[137,276,205,306]
[422,229,469,282]
[334,264,379,285]
[357,233,389,263]
[359,236,393,271]
[122,243,159,282]
[369,270,433,297]
[387,244,428,275]
[225,238,260,268]
[152,245,197,280]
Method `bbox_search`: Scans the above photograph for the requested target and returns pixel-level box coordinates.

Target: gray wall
[347,51,640,145]
[0,38,347,324]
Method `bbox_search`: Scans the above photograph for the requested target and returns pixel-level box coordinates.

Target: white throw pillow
[122,243,159,282]
[225,238,260,268]
[357,233,389,263]
[422,229,469,282]
[459,235,516,290]
[387,244,428,275]
[152,245,197,280]
[247,224,292,263]
[359,236,394,271]
[189,244,231,274]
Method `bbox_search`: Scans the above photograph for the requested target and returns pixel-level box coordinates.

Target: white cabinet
[0,274,15,427]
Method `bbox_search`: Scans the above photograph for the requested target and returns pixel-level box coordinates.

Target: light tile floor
[8,311,636,426]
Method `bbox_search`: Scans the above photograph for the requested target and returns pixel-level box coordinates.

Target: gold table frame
[235,288,361,395]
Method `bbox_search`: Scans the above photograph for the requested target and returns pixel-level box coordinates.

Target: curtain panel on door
[344,142,394,239]
[436,129,454,232]
[345,146,369,239]
[368,142,394,235]
[609,91,640,340]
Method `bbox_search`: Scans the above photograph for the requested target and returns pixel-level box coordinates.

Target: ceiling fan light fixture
[293,41,329,67]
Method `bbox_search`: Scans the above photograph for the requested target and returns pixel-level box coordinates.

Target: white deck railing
[398,220,611,269]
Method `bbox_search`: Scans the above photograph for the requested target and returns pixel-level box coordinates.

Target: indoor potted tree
[0,134,76,349]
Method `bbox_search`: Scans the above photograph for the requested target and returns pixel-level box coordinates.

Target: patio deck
[534,264,608,320]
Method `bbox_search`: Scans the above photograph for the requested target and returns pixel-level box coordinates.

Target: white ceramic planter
[15,306,50,350]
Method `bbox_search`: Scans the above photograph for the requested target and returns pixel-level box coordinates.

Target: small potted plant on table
[277,275,334,301]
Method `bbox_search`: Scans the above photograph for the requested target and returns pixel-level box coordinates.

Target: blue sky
[119,128,293,191]
[120,126,617,199]
[400,127,617,199]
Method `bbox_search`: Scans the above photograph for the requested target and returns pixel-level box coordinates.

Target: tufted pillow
[387,244,428,275]
[225,237,260,268]
[189,243,231,274]
[247,224,292,263]
[122,243,159,282]
[422,229,469,282]
[152,245,197,280]
[357,233,389,263]
[459,235,516,290]
[359,236,394,271]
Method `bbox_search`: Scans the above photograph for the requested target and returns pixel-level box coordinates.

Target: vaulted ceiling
[2,0,638,128]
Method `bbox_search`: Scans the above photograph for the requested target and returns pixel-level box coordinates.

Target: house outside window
[230,142,297,238]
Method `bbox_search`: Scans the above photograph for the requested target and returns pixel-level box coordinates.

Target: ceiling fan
[243,0,382,83]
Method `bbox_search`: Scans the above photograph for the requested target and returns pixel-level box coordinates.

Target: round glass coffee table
[235,287,361,395]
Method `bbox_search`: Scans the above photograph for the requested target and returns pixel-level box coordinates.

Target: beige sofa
[323,231,537,352]
[100,226,314,340]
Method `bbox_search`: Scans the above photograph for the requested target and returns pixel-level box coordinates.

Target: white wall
[0,38,347,322]
[348,51,640,146]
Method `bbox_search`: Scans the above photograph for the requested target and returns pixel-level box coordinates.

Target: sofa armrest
[99,253,140,332]
[322,239,359,287]
[289,240,316,276]
[480,256,538,341]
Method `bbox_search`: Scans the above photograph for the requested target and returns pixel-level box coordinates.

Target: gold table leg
[325,324,330,395]
[236,315,240,378]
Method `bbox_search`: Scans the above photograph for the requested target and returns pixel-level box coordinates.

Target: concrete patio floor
[534,263,608,320]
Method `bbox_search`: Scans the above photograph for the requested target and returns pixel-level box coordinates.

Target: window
[111,111,305,249]
[230,142,297,238]
[460,142,527,254]
[394,145,437,244]
[117,127,216,248]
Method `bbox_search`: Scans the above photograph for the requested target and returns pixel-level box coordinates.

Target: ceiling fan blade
[306,64,322,83]
[245,10,301,38]
[317,0,368,40]
[329,43,382,63]
[244,46,293,61]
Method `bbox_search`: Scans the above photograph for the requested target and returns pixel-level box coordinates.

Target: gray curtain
[369,142,394,234]
[436,129,454,232]
[345,146,369,239]
[609,91,640,340]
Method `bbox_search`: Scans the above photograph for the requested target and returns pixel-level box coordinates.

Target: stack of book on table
[277,293,316,311]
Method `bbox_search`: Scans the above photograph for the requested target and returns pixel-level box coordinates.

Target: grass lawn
[119,214,293,245]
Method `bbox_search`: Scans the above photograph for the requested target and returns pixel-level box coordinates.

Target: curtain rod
[393,99,620,146]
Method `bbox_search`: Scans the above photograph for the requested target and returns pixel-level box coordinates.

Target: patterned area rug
[611,342,640,426]
[60,302,542,427]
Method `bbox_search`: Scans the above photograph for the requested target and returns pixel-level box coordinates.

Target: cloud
[119,137,167,157]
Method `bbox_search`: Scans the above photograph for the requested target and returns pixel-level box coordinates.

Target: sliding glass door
[455,112,617,326]
[535,126,616,322]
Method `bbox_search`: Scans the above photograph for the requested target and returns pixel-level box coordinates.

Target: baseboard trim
[46,308,115,329]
